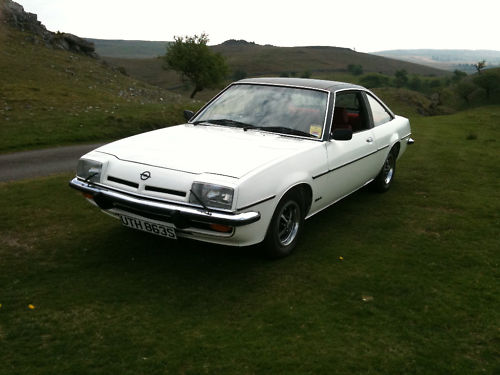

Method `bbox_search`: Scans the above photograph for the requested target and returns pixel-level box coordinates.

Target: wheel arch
[391,141,401,158]
[278,182,313,217]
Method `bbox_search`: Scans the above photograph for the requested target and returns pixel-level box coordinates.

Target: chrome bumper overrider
[69,178,260,227]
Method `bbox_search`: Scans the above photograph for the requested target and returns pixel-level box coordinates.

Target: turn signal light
[83,193,94,200]
[209,224,233,233]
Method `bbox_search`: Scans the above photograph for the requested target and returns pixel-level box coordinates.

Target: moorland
[1,2,499,374]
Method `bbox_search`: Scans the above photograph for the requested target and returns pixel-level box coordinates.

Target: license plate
[119,215,177,239]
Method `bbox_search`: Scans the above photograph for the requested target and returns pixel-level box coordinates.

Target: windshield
[193,84,329,139]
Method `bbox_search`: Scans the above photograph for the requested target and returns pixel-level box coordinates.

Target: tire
[373,149,397,193]
[263,191,305,259]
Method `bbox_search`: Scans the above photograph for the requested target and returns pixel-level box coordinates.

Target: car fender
[236,144,325,213]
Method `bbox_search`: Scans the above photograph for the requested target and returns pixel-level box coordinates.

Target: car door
[364,92,396,166]
[323,91,380,203]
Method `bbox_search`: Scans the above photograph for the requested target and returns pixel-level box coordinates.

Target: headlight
[189,182,234,210]
[76,159,102,183]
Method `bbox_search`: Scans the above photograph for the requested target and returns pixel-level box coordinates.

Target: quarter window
[366,94,393,126]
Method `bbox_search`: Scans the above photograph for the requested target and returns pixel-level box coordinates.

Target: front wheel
[373,150,397,192]
[263,191,304,259]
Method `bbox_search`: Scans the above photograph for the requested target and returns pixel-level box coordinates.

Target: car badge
[140,171,151,181]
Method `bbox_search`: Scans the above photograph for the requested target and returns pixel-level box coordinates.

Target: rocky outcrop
[221,39,257,47]
[0,0,97,58]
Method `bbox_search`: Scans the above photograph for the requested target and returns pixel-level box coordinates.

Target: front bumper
[69,177,261,228]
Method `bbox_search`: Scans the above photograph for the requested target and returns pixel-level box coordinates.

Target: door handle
[366,137,373,143]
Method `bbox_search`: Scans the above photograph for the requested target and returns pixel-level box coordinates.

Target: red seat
[333,107,351,131]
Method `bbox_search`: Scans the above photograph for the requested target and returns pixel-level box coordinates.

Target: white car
[70,78,413,258]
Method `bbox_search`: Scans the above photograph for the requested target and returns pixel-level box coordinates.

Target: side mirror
[331,128,353,141]
[184,110,195,121]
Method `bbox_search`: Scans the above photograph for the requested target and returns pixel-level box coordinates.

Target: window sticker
[309,125,322,138]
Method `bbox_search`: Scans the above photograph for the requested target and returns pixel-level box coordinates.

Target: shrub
[347,64,363,75]
[233,69,248,80]
[359,73,390,88]
[301,70,312,78]
[394,69,409,88]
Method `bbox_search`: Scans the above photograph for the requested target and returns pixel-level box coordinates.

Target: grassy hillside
[213,41,448,76]
[87,38,170,58]
[99,40,449,100]
[1,105,498,374]
[89,38,449,77]
[0,23,198,152]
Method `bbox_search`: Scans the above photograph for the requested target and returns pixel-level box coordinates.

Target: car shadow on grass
[87,182,387,266]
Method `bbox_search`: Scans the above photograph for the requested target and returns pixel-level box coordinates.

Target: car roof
[235,77,365,92]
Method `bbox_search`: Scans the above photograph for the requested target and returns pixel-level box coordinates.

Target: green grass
[1,106,499,374]
[0,25,200,152]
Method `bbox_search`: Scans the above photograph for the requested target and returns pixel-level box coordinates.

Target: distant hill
[211,40,448,77]
[86,38,170,58]
[100,38,449,100]
[93,38,448,77]
[374,49,500,73]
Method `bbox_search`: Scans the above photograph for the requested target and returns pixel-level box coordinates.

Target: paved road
[0,143,104,182]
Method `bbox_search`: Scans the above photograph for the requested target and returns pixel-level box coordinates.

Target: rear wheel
[263,191,304,259]
[373,149,397,192]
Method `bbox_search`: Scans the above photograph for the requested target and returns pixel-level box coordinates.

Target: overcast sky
[18,0,500,52]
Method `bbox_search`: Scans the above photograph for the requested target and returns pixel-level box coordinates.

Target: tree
[164,34,228,98]
[452,69,467,83]
[301,70,312,78]
[473,71,500,99]
[359,73,390,88]
[408,75,422,91]
[347,64,363,75]
[394,69,408,88]
[473,60,486,74]
[455,81,476,104]
[232,69,248,80]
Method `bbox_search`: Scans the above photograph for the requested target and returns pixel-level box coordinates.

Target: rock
[1,0,97,58]
[53,32,98,58]
[1,0,51,41]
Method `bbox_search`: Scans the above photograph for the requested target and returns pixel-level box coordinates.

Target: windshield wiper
[250,126,317,138]
[192,120,317,138]
[192,118,256,129]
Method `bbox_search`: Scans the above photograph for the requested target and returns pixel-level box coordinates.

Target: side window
[332,91,370,133]
[366,94,393,126]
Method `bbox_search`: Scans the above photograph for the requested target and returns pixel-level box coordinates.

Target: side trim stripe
[312,146,389,180]
[237,195,276,211]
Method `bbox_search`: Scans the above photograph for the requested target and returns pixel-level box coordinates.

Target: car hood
[95,124,317,179]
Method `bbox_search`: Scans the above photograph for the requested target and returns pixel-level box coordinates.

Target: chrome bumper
[69,177,260,227]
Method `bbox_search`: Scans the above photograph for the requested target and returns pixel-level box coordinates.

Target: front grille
[107,176,139,188]
[107,176,186,197]
[145,185,186,197]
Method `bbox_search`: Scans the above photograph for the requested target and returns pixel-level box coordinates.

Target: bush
[233,69,248,80]
[301,70,312,78]
[359,73,390,88]
[452,70,467,83]
[473,72,500,99]
[408,76,422,91]
[394,69,409,88]
[455,81,477,105]
[347,64,363,75]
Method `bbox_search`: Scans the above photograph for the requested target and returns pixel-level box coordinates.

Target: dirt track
[0,143,104,182]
